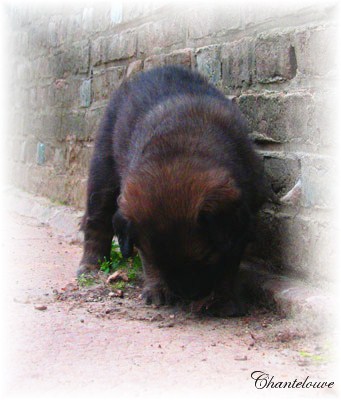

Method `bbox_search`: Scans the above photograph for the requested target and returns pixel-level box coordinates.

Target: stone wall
[5,1,339,282]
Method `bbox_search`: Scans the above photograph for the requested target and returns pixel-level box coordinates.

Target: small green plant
[110,281,127,291]
[99,258,112,274]
[298,350,330,364]
[77,273,97,287]
[99,242,142,282]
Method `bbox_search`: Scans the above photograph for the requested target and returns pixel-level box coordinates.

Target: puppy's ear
[199,182,241,216]
[112,209,134,258]
[198,180,250,249]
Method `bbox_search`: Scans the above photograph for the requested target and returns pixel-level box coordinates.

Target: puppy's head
[116,159,250,300]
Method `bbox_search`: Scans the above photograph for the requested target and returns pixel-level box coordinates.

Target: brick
[313,91,337,148]
[83,5,111,34]
[37,86,49,109]
[80,79,92,108]
[20,141,27,163]
[294,26,337,76]
[187,5,241,41]
[280,214,335,279]
[37,142,46,165]
[13,87,29,108]
[85,106,106,140]
[23,114,40,137]
[301,155,336,209]
[221,38,254,90]
[53,147,67,168]
[263,153,301,198]
[126,60,143,78]
[92,66,125,103]
[255,32,297,83]
[62,40,90,74]
[137,15,186,55]
[23,139,38,163]
[122,1,169,22]
[47,16,63,48]
[145,48,193,70]
[238,92,315,143]
[195,45,221,85]
[144,55,165,71]
[61,111,87,141]
[54,79,82,109]
[12,31,29,54]
[65,13,82,44]
[41,113,63,142]
[91,36,105,66]
[249,210,330,278]
[11,113,25,137]
[17,63,31,82]
[164,48,192,68]
[28,87,37,109]
[47,54,65,79]
[104,31,137,62]
[28,21,49,56]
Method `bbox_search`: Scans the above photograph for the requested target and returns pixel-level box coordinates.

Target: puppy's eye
[207,253,220,264]
[200,250,220,265]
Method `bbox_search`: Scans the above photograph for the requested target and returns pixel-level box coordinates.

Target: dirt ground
[1,211,338,399]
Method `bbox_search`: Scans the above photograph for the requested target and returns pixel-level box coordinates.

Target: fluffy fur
[79,66,265,316]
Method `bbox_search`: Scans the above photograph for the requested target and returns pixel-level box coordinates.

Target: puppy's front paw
[77,263,99,277]
[142,284,176,306]
[205,298,246,318]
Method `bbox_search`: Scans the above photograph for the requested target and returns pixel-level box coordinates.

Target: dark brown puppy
[78,66,265,316]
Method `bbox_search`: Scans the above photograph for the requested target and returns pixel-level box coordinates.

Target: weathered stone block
[28,21,49,56]
[238,92,315,143]
[65,13,82,44]
[47,16,63,48]
[89,6,112,33]
[62,40,90,74]
[263,153,301,198]
[144,55,165,71]
[17,63,31,82]
[61,111,87,141]
[37,142,46,165]
[23,139,37,163]
[43,55,59,80]
[294,26,337,76]
[85,106,106,140]
[301,155,336,209]
[40,113,63,142]
[164,48,192,67]
[196,45,221,85]
[313,91,337,149]
[222,38,254,89]
[53,147,67,168]
[92,66,125,103]
[187,5,241,41]
[126,60,144,78]
[80,79,92,108]
[104,31,137,62]
[28,87,37,109]
[137,15,186,55]
[145,48,193,71]
[255,32,297,83]
[91,36,105,66]
[122,1,169,22]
